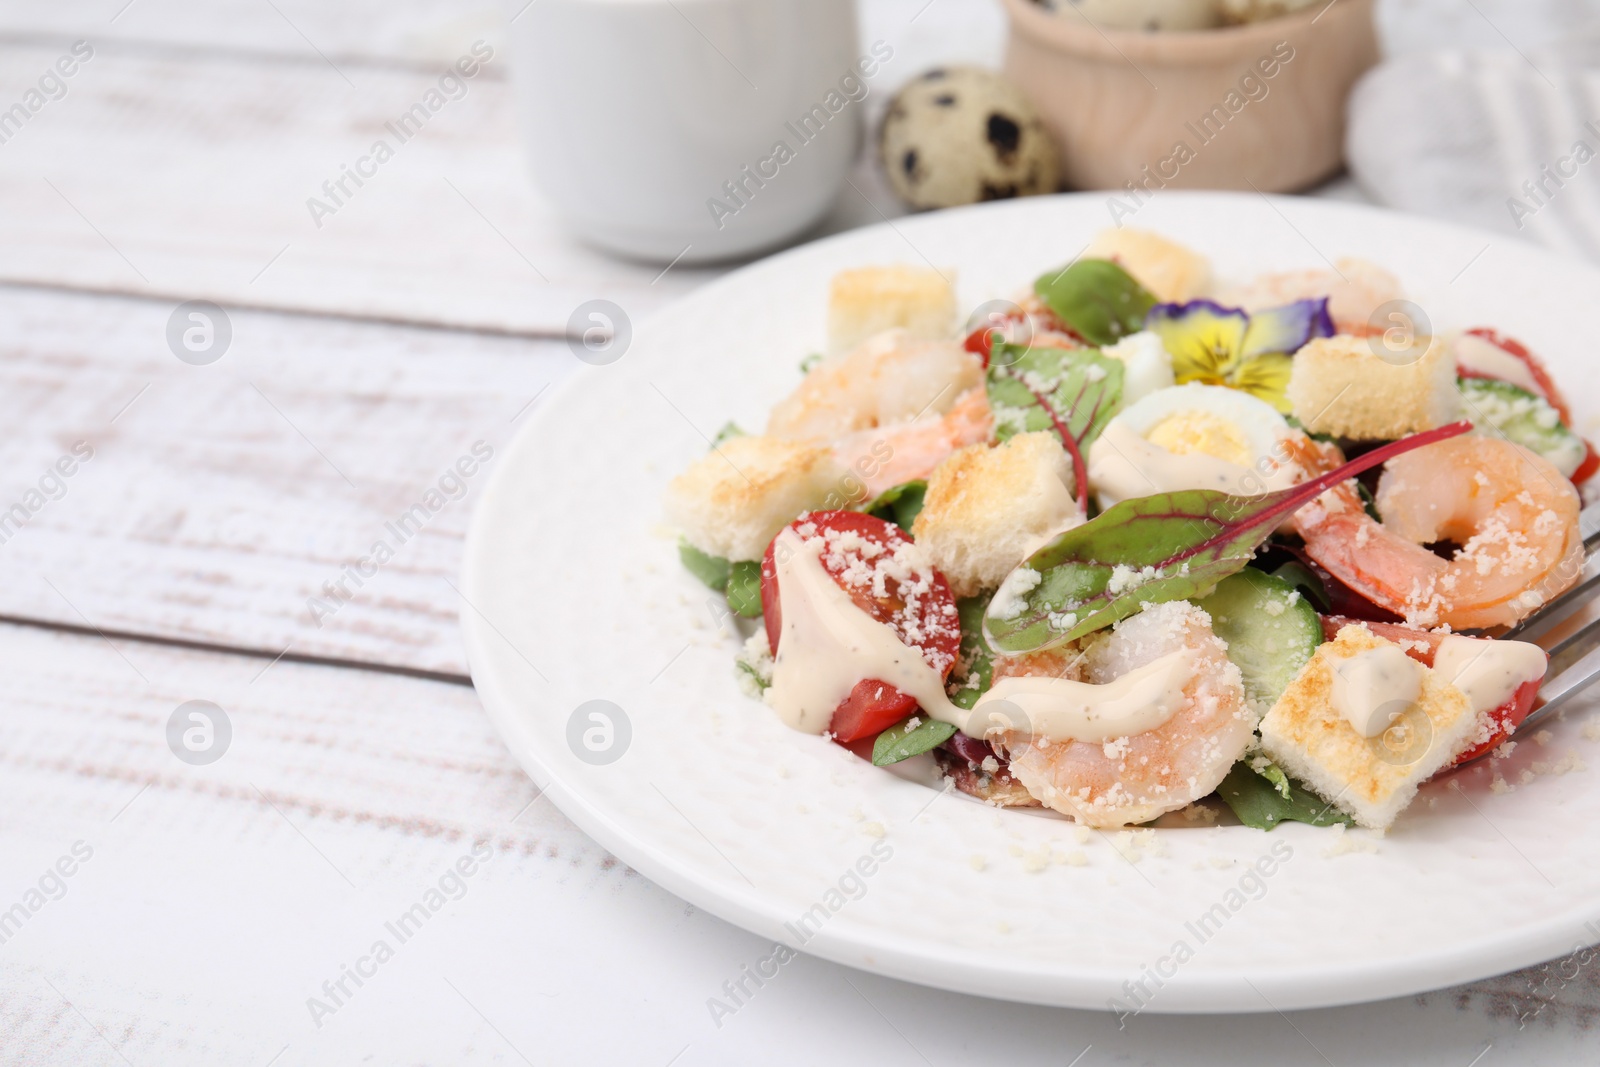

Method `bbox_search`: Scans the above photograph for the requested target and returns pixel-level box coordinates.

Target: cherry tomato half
[1460,328,1574,424]
[761,511,960,744]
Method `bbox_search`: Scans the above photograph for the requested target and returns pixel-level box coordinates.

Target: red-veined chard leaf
[1033,258,1156,346]
[983,421,1473,654]
[987,342,1123,509]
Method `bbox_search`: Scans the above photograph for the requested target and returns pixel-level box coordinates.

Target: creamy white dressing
[1433,635,1547,715]
[973,651,1196,743]
[1453,333,1542,396]
[1087,421,1301,507]
[767,529,1193,744]
[767,530,954,734]
[1331,645,1423,737]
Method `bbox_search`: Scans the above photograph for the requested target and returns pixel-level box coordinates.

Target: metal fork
[1463,500,1600,753]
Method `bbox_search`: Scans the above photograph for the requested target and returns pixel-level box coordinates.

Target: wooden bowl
[1000,0,1379,193]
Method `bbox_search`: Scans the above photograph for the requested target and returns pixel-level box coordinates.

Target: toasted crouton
[1086,228,1210,302]
[663,435,843,561]
[1259,624,1479,830]
[827,265,956,355]
[911,432,1079,598]
[768,329,981,442]
[1287,334,1459,440]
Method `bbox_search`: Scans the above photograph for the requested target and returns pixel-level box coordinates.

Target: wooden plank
[0,0,1566,71]
[0,0,1028,338]
[0,621,685,1065]
[0,284,562,675]
[0,40,722,337]
[3,621,1598,1065]
[0,0,509,68]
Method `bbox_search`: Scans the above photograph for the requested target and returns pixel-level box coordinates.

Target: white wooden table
[3,2,1598,1064]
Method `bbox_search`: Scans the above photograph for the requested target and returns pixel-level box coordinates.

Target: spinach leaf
[1033,258,1156,346]
[725,560,763,618]
[712,422,746,447]
[1267,560,1331,612]
[1355,479,1382,522]
[861,480,927,533]
[679,540,730,592]
[872,717,958,766]
[950,595,995,711]
[1216,759,1353,830]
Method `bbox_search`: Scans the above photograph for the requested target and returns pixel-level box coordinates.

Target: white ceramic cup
[512,0,875,264]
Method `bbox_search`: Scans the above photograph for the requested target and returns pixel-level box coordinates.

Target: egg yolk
[1145,412,1254,467]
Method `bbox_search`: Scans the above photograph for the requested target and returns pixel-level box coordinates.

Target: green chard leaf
[986,343,1124,451]
[679,540,731,592]
[725,560,763,618]
[871,716,958,766]
[1033,258,1156,346]
[950,595,996,711]
[983,421,1473,655]
[987,342,1123,512]
[860,480,927,533]
[1216,759,1352,830]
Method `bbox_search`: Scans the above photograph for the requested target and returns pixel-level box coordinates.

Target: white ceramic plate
[461,192,1600,1012]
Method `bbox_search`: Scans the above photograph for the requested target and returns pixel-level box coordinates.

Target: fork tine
[1547,610,1600,664]
[1498,501,1600,644]
[1521,632,1600,730]
[1501,555,1600,643]
[1465,501,1599,642]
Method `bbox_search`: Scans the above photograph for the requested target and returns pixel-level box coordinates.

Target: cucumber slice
[1195,570,1321,708]
[1457,376,1585,477]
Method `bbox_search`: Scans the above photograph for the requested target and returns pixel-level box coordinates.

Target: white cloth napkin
[1346,38,1600,261]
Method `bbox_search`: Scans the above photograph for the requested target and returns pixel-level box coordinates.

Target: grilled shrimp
[767,329,982,441]
[768,328,993,499]
[830,386,993,498]
[1298,436,1583,629]
[994,601,1254,828]
[1220,257,1402,335]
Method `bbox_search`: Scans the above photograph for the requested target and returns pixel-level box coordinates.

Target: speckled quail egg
[879,67,1060,210]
